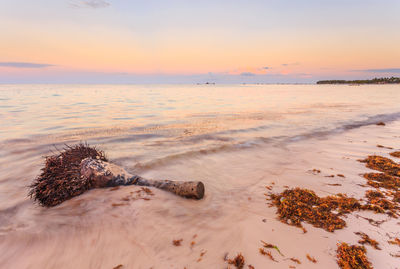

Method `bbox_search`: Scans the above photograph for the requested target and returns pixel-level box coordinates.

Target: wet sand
[1,120,400,268]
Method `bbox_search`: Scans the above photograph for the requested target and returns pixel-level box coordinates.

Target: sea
[0,84,400,268]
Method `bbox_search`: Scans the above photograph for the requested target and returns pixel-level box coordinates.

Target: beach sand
[1,118,399,268]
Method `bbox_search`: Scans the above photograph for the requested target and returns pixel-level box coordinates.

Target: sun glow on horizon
[1,0,399,83]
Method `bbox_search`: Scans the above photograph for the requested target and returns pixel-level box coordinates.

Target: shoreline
[1,120,400,268]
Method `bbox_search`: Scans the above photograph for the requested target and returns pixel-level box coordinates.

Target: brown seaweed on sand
[289,257,301,264]
[388,238,400,246]
[269,188,361,232]
[260,240,284,256]
[363,173,400,190]
[226,253,245,269]
[29,144,107,207]
[355,232,381,250]
[362,190,399,217]
[259,248,277,262]
[336,243,373,269]
[360,156,400,177]
[306,254,317,263]
[359,156,400,217]
[172,239,183,246]
[360,155,400,218]
[393,192,400,203]
[389,151,400,158]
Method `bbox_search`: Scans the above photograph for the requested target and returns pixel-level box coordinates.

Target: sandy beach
[1,84,400,268]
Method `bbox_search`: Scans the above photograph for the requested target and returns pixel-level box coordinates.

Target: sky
[0,0,399,84]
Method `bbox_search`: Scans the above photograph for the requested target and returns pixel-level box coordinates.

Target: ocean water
[1,84,400,268]
[1,84,399,165]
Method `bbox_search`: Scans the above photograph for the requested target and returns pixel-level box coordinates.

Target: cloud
[355,68,400,73]
[0,62,54,68]
[282,62,300,66]
[240,72,256,76]
[69,0,110,8]
[228,66,270,76]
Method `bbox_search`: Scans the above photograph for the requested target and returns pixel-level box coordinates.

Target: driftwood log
[80,158,205,199]
[29,144,205,207]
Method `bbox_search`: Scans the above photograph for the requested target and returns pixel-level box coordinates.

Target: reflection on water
[0,84,400,268]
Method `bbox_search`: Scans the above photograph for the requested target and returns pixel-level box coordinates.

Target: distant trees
[316,77,400,84]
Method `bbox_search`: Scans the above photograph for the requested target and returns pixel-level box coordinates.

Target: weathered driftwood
[29,144,205,207]
[80,158,205,200]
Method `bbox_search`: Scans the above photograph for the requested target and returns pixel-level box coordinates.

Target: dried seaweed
[363,173,400,190]
[172,239,183,246]
[393,192,400,203]
[289,257,301,264]
[359,155,400,218]
[355,215,386,227]
[336,243,373,269]
[196,250,207,262]
[259,248,277,262]
[306,254,317,263]
[360,156,400,177]
[362,190,398,217]
[227,253,245,269]
[29,144,107,207]
[377,144,393,149]
[355,232,381,250]
[260,240,284,256]
[388,238,400,246]
[269,188,361,232]
[389,151,400,158]
[309,169,321,174]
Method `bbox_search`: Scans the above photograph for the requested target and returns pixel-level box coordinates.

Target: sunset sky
[1,0,399,83]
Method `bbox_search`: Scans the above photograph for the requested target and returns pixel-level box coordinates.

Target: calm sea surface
[0,84,400,268]
[1,84,400,162]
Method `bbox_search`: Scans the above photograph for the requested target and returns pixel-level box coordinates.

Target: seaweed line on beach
[268,152,400,233]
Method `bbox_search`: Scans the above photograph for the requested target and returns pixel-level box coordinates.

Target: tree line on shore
[317,77,400,84]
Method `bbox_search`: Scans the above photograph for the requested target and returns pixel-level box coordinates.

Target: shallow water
[1,84,400,268]
[1,84,399,168]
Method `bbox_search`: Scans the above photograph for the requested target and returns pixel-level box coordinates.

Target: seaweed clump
[269,188,361,232]
[336,243,373,269]
[226,253,245,269]
[360,155,400,217]
[389,151,400,158]
[29,144,107,207]
[362,190,398,217]
[355,232,381,250]
[360,156,400,177]
[363,173,400,190]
